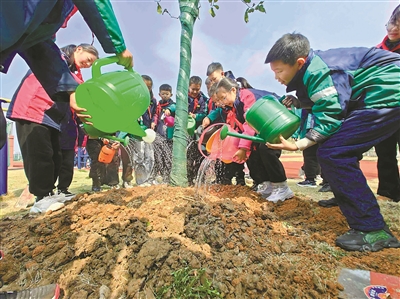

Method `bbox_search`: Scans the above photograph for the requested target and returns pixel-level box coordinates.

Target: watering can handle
[278,95,296,114]
[92,56,133,78]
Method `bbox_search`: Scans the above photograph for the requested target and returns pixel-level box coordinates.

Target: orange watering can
[198,123,250,164]
[75,56,151,142]
[220,95,300,144]
[98,145,116,164]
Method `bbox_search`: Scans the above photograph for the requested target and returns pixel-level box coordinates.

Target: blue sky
[1,1,398,151]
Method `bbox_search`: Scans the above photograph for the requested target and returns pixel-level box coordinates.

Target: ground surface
[0,155,399,298]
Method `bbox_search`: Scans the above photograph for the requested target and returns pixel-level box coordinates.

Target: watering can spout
[219,125,266,144]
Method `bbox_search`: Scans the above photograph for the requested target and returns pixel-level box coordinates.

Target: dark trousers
[375,130,400,201]
[152,134,173,183]
[223,162,245,185]
[86,139,119,187]
[16,121,61,197]
[318,108,400,231]
[120,146,133,183]
[247,143,287,184]
[57,149,75,191]
[187,137,204,185]
[302,143,320,180]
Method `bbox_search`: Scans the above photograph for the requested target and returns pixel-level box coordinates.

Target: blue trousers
[318,107,400,231]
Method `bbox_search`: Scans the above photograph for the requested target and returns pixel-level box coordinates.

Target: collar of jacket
[378,35,400,53]
[286,49,314,93]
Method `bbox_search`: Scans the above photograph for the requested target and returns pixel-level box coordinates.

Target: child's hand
[164,109,171,116]
[233,148,249,163]
[151,122,156,130]
[69,92,92,125]
[111,142,120,150]
[266,135,298,151]
[116,49,134,69]
[281,95,300,108]
[102,138,109,144]
[202,117,211,128]
[189,112,196,119]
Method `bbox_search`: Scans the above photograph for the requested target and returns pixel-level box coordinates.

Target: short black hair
[206,62,223,76]
[389,4,400,25]
[265,33,310,65]
[159,83,172,93]
[189,76,202,86]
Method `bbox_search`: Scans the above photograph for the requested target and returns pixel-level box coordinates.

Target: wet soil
[0,185,399,298]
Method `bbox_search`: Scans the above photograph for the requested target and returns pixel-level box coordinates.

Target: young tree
[157,0,265,186]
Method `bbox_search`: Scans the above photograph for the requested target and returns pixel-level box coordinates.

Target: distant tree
[156,0,266,186]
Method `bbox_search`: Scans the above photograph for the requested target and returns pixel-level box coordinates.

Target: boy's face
[159,90,172,101]
[208,70,224,85]
[386,20,400,42]
[270,58,305,86]
[143,79,153,92]
[188,83,201,98]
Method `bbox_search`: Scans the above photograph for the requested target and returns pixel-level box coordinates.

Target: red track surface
[280,154,378,180]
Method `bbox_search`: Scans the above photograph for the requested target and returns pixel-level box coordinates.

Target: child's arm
[73,0,133,68]
[237,90,256,151]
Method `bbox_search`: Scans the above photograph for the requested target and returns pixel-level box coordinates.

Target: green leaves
[243,1,266,23]
[210,7,216,17]
[208,0,220,18]
[157,2,162,14]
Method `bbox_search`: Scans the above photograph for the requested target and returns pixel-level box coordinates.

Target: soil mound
[0,185,399,298]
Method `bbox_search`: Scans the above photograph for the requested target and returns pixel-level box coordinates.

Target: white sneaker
[256,181,270,193]
[30,194,70,213]
[258,182,274,198]
[265,182,294,203]
[122,181,133,189]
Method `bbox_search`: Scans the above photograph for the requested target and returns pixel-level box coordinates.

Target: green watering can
[75,56,150,144]
[220,95,300,144]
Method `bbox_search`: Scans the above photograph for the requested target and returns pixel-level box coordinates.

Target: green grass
[156,267,221,299]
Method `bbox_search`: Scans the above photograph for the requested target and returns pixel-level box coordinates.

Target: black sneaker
[318,183,332,192]
[92,186,101,192]
[57,189,75,197]
[336,226,400,252]
[297,179,317,188]
[318,197,338,207]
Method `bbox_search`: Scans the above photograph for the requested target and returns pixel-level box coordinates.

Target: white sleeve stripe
[310,86,338,102]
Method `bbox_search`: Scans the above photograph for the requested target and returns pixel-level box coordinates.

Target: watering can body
[220,96,301,144]
[75,56,150,140]
[245,95,300,143]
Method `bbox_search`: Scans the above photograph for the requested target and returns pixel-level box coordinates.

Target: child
[203,78,294,202]
[86,138,120,191]
[374,5,400,202]
[265,32,400,252]
[1,1,133,139]
[187,76,208,185]
[7,44,98,211]
[120,75,157,187]
[150,84,176,183]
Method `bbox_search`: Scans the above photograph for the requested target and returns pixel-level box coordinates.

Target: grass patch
[156,267,221,299]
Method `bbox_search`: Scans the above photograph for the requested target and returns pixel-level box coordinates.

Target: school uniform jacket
[208,88,279,151]
[188,91,208,127]
[286,47,400,144]
[141,97,157,129]
[152,98,176,137]
[7,68,83,132]
[1,0,126,73]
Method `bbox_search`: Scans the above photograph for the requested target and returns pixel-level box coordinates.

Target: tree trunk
[169,0,199,186]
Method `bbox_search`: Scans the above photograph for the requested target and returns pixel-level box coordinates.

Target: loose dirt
[0,184,399,298]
